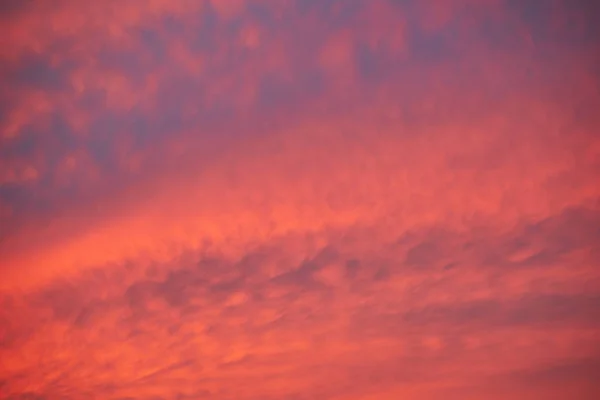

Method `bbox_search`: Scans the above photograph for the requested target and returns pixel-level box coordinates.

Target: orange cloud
[0,0,599,399]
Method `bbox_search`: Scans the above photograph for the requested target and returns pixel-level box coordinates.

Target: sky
[0,0,599,399]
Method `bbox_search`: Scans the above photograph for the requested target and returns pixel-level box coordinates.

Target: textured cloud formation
[1,0,599,399]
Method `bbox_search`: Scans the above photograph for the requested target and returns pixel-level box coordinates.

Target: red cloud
[0,0,599,399]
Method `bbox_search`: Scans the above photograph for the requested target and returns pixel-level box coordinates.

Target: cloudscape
[1,1,599,399]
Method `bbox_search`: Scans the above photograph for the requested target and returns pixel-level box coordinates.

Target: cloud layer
[1,0,599,399]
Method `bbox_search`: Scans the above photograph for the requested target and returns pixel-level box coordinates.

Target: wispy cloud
[1,0,599,399]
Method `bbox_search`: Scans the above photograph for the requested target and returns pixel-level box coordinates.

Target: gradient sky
[1,0,599,399]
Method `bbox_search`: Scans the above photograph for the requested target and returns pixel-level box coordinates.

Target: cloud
[0,0,599,399]
[1,204,599,398]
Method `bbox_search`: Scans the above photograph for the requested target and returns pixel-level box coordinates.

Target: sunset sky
[0,0,599,399]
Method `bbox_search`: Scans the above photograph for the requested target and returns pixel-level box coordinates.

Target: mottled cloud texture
[1,0,599,399]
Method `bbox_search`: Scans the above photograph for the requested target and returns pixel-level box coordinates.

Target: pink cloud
[0,1,599,399]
